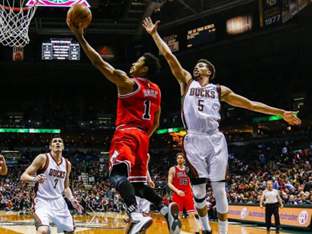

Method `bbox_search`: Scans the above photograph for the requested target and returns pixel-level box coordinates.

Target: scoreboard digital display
[186,24,216,48]
[42,38,80,61]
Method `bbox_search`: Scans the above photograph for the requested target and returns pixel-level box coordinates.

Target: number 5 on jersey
[198,99,204,111]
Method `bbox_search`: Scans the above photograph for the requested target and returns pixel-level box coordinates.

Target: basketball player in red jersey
[168,153,200,233]
[0,154,8,175]
[68,20,181,234]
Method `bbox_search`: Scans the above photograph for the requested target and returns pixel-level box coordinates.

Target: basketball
[67,4,92,29]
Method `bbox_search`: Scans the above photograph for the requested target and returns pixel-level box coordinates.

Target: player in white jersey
[21,137,83,234]
[143,17,302,234]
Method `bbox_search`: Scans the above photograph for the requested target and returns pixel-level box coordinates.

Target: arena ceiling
[30,0,253,35]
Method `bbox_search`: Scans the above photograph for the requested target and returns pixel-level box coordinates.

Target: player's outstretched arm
[0,154,8,176]
[64,161,84,213]
[20,154,47,183]
[67,21,134,91]
[143,18,192,92]
[220,85,302,126]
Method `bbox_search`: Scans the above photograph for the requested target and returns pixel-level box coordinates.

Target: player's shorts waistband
[116,124,148,134]
[187,129,218,135]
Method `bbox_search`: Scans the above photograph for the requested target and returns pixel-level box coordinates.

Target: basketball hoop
[0,0,39,48]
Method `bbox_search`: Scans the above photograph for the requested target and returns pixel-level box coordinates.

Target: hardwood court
[0,212,306,234]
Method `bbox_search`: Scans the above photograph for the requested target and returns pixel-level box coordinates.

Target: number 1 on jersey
[143,99,151,120]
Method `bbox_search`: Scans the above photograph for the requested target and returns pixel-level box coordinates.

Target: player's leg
[184,133,212,233]
[191,180,212,233]
[110,130,154,234]
[109,130,138,215]
[209,132,229,234]
[50,197,75,234]
[33,204,51,234]
[133,181,181,234]
[183,193,200,234]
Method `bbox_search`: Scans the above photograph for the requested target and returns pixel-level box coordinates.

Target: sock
[133,183,163,209]
[199,214,211,231]
[116,180,137,214]
[218,220,228,234]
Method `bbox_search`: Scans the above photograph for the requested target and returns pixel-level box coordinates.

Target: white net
[0,0,38,47]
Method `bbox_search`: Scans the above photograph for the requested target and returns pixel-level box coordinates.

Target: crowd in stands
[0,129,311,214]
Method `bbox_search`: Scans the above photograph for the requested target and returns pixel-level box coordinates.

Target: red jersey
[172,166,192,195]
[115,77,161,133]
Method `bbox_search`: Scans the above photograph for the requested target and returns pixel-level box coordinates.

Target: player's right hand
[177,190,185,197]
[34,174,46,183]
[142,17,160,35]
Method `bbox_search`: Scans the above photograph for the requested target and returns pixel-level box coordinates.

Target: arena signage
[228,205,312,228]
[26,0,90,7]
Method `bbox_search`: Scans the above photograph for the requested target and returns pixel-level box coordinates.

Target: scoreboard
[42,38,80,61]
[186,24,216,48]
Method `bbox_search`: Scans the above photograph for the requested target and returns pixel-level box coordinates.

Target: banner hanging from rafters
[26,0,90,7]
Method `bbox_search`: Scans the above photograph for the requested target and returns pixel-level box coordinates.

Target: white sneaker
[126,212,153,234]
[167,202,181,234]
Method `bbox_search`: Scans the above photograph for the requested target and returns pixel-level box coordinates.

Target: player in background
[143,17,301,234]
[20,137,83,234]
[67,20,181,234]
[168,152,200,234]
[0,154,8,175]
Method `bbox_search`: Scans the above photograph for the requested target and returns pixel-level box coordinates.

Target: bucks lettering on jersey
[36,153,68,200]
[182,81,221,133]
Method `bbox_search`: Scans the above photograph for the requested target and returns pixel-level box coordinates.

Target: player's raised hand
[66,18,84,36]
[282,111,302,126]
[71,198,84,214]
[34,174,46,183]
[142,17,160,35]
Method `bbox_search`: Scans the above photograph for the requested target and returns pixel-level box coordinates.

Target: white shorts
[136,196,151,213]
[33,196,74,233]
[184,130,228,182]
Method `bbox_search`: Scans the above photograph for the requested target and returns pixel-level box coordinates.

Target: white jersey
[182,81,221,133]
[263,189,279,204]
[35,153,68,200]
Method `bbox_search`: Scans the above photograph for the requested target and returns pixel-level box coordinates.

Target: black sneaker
[126,212,153,234]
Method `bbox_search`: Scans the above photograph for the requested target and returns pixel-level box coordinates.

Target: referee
[260,180,283,233]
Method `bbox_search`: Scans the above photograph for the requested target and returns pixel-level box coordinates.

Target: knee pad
[211,181,228,214]
[109,174,128,189]
[192,183,207,216]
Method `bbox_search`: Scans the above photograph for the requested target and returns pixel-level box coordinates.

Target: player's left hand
[142,17,160,35]
[147,179,155,189]
[282,111,302,126]
[71,199,84,214]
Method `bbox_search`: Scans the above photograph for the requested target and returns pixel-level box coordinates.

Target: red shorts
[172,192,195,214]
[109,127,149,183]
